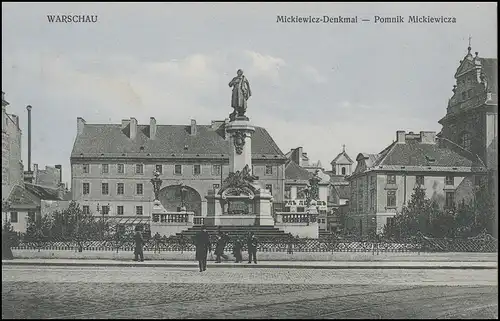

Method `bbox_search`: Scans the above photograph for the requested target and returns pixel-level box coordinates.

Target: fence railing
[6,230,497,254]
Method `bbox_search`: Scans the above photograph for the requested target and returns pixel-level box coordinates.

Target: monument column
[226,118,255,173]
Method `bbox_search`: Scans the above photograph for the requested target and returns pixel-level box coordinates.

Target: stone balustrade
[274,212,319,239]
[151,213,193,224]
[193,217,205,225]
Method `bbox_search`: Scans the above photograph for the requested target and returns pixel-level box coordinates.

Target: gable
[7,185,40,207]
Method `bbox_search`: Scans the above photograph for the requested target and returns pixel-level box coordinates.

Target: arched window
[341,167,346,175]
[460,132,472,151]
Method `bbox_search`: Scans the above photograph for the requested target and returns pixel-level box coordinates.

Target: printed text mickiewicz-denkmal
[276,15,358,23]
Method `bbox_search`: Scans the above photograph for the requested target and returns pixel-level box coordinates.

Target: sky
[1,2,497,185]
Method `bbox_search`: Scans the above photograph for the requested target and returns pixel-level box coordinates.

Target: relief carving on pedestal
[233,130,246,155]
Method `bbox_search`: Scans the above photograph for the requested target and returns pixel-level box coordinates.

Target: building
[2,92,23,200]
[346,130,487,236]
[70,117,287,219]
[325,146,354,232]
[28,163,64,189]
[438,45,497,171]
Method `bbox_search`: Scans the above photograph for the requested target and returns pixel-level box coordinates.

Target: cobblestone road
[2,266,498,319]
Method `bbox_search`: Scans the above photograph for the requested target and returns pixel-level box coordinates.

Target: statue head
[237,69,243,76]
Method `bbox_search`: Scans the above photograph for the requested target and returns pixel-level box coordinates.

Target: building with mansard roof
[70,117,287,220]
[346,130,487,237]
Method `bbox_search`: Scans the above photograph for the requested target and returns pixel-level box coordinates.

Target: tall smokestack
[27,105,32,172]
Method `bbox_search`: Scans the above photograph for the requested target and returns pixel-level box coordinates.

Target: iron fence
[7,229,497,253]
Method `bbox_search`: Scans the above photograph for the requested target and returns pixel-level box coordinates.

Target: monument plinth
[226,117,255,173]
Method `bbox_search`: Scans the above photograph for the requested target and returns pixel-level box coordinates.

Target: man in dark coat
[233,237,243,263]
[247,231,258,264]
[2,228,14,260]
[194,225,211,272]
[133,226,144,262]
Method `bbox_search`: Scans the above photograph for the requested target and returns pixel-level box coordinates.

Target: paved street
[2,265,498,319]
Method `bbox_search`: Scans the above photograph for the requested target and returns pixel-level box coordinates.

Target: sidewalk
[8,249,499,262]
[2,258,497,269]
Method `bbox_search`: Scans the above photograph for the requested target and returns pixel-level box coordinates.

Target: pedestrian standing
[194,225,211,272]
[2,228,14,260]
[133,226,144,262]
[153,232,161,254]
[247,231,258,264]
[215,228,229,263]
[233,237,243,263]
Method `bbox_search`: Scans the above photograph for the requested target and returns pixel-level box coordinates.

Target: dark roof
[7,185,39,207]
[378,139,478,168]
[285,160,312,182]
[71,123,285,160]
[24,183,62,201]
[479,58,498,95]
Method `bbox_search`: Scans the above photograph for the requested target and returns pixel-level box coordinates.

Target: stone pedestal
[225,117,255,173]
[205,188,274,226]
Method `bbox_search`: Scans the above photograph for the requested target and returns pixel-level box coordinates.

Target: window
[474,176,482,186]
[82,164,89,174]
[102,205,110,215]
[135,164,144,174]
[174,164,182,175]
[117,183,124,195]
[155,164,162,174]
[193,164,201,175]
[370,189,376,210]
[101,164,109,174]
[445,191,455,208]
[445,176,454,186]
[136,183,143,195]
[387,175,396,184]
[265,184,273,194]
[28,211,36,220]
[10,212,18,223]
[136,206,143,215]
[83,183,90,195]
[212,164,221,176]
[213,184,220,189]
[387,191,396,207]
[460,132,471,151]
[387,217,395,227]
[285,186,291,199]
[265,165,273,175]
[117,164,124,174]
[416,175,424,185]
[341,167,346,175]
[82,206,90,214]
[117,206,124,215]
[101,183,109,195]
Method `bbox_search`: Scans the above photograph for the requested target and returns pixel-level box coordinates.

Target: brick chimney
[77,117,86,135]
[420,131,436,144]
[130,117,138,140]
[190,119,197,136]
[150,117,157,139]
[396,130,406,143]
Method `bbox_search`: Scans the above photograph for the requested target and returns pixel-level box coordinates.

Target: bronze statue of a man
[228,69,252,120]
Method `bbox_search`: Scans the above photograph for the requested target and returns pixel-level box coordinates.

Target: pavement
[2,265,498,319]
[2,258,498,269]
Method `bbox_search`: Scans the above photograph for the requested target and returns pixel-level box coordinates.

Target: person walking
[246,231,258,264]
[133,225,144,262]
[153,232,161,254]
[194,225,211,272]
